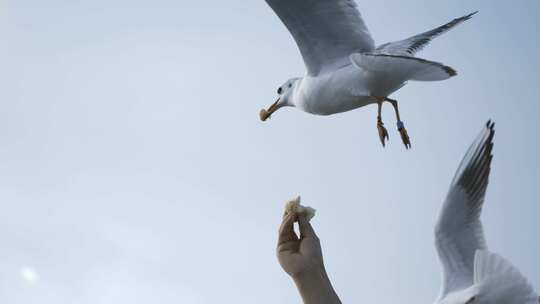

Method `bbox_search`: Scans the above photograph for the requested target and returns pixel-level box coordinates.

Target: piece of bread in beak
[284,196,316,221]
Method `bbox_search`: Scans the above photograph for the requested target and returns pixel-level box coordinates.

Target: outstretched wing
[266,0,375,75]
[377,12,477,56]
[434,120,495,300]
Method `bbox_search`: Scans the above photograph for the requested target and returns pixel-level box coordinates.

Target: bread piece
[284,196,316,221]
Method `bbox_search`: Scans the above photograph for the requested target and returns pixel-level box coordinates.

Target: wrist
[292,263,326,282]
[292,266,341,304]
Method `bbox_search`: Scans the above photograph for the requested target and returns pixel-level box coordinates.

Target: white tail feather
[474,250,538,304]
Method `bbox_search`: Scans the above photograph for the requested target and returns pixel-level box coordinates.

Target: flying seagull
[434,121,538,304]
[260,0,477,148]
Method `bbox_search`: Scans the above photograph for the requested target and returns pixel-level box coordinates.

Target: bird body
[260,0,477,147]
[435,250,538,304]
[294,54,449,115]
[294,64,373,115]
[434,122,538,304]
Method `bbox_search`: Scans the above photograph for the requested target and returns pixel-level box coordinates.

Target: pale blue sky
[1,1,539,303]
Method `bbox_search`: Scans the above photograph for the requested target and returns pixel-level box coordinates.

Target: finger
[282,210,289,219]
[278,212,298,245]
[298,214,317,240]
[279,212,295,233]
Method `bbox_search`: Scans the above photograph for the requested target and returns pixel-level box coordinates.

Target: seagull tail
[473,250,538,304]
[350,53,456,82]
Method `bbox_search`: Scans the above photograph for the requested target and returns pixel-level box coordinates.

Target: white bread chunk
[284,196,316,221]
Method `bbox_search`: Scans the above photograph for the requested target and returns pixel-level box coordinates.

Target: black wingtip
[465,11,479,19]
[457,11,478,22]
[451,120,496,199]
[486,119,495,134]
[484,120,496,146]
[444,65,458,77]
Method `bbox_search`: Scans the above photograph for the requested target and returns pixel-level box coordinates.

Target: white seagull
[434,121,538,304]
[260,0,477,148]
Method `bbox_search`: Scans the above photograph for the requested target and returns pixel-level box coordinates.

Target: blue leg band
[397,121,405,130]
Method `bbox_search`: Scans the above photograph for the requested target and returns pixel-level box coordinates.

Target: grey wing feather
[266,0,375,75]
[435,120,495,299]
[377,11,477,56]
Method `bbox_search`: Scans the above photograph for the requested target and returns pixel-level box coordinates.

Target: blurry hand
[276,211,341,304]
[277,212,323,277]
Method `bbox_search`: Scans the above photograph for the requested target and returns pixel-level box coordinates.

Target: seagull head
[259,78,300,121]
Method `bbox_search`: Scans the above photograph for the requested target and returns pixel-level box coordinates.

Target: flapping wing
[434,120,495,299]
[377,12,477,56]
[266,0,375,75]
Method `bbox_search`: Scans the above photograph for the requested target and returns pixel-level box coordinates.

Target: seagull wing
[266,0,375,75]
[434,120,495,299]
[377,12,477,56]
[474,250,538,304]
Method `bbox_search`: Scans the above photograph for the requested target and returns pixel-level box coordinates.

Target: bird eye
[288,83,292,88]
[277,87,282,94]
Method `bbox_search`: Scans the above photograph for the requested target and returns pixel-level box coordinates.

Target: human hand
[276,211,341,304]
[277,212,323,278]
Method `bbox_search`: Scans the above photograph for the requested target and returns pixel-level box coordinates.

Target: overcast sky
[1,1,539,303]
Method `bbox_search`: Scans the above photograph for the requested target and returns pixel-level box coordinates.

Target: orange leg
[386,97,411,149]
[375,98,389,147]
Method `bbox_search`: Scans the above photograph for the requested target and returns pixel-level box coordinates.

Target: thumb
[298,214,317,240]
